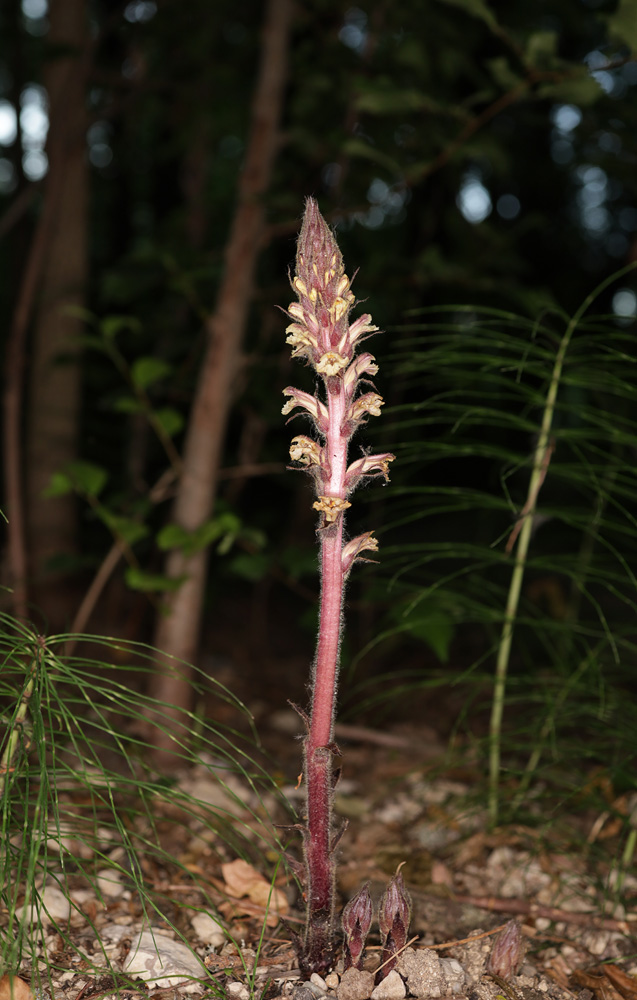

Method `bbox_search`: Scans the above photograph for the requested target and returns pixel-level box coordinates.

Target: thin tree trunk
[149,0,293,753]
[25,0,88,630]
[3,0,88,623]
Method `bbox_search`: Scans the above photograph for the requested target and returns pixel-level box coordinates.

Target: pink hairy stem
[282,198,394,975]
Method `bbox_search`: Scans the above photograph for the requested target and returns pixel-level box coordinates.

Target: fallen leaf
[597,966,637,1000]
[221,858,288,922]
[0,975,33,1000]
[571,969,623,1000]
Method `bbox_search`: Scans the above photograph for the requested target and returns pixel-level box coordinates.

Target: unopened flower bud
[378,871,411,979]
[342,883,373,971]
[487,919,524,979]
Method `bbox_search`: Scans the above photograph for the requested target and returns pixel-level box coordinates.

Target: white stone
[96,869,123,898]
[371,971,406,1000]
[190,912,226,947]
[18,886,71,924]
[311,974,328,991]
[122,930,206,990]
[227,983,250,1000]
[337,968,374,1000]
[440,958,465,994]
[397,949,444,998]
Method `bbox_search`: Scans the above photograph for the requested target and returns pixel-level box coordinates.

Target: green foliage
[351,273,637,821]
[44,462,109,499]
[3,0,637,839]
[0,616,287,989]
[130,357,172,391]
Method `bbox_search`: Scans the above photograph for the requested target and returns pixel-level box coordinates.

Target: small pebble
[190,911,226,947]
[18,886,71,925]
[371,971,406,1000]
[325,973,340,989]
[227,983,250,1000]
[96,868,123,898]
[311,974,328,992]
[337,968,375,1000]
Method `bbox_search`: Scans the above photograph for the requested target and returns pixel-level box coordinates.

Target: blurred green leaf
[43,471,74,498]
[45,461,108,498]
[538,72,602,106]
[525,30,558,68]
[153,407,185,437]
[403,611,454,663]
[354,81,442,115]
[100,315,143,340]
[113,395,145,414]
[229,551,270,582]
[157,513,242,556]
[98,511,149,546]
[131,357,172,390]
[156,524,190,550]
[607,0,637,50]
[435,0,498,30]
[125,568,184,592]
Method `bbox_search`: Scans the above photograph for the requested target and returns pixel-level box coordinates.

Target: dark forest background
[2,0,637,797]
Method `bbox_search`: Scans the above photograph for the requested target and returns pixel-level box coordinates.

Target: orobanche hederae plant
[281,198,409,976]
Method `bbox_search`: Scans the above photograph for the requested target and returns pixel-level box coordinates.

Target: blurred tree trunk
[149,0,292,754]
[25,0,88,629]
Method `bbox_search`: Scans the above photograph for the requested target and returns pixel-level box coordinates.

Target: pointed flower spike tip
[290,198,356,362]
[342,882,373,971]
[296,197,343,292]
[487,919,524,979]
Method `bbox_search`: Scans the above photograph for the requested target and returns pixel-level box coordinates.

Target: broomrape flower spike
[281,198,394,976]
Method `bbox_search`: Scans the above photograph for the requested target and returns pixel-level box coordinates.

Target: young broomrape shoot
[342,883,373,971]
[282,198,394,975]
[377,870,412,980]
[487,919,524,979]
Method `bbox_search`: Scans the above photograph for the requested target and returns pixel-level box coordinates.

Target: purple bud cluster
[341,871,412,978]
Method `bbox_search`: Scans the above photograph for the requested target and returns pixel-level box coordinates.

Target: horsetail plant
[282,198,394,975]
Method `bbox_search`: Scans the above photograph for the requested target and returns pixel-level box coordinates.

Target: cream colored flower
[316,352,349,376]
[312,496,351,523]
[350,393,384,420]
[290,435,322,466]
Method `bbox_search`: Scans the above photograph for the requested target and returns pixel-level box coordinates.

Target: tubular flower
[312,495,351,523]
[316,352,350,376]
[290,435,322,467]
[282,387,329,434]
[341,532,379,576]
[344,452,395,492]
